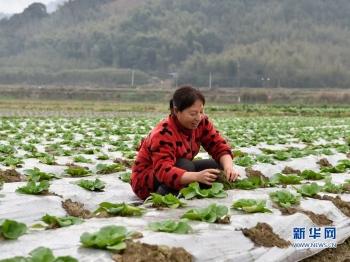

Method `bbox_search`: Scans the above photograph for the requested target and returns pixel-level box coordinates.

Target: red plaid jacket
[131,114,232,200]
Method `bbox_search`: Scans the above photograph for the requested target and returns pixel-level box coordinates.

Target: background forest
[0,0,349,88]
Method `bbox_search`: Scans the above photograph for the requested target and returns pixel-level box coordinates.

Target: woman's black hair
[169,85,205,114]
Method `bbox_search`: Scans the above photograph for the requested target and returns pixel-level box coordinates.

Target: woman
[131,85,239,200]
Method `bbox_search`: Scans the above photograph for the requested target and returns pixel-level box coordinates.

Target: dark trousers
[155,158,221,196]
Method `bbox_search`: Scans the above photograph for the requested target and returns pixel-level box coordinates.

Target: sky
[0,0,60,14]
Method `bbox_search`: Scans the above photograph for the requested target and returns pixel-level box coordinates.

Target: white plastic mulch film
[0,116,350,262]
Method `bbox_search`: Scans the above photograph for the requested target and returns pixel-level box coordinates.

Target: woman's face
[175,100,204,129]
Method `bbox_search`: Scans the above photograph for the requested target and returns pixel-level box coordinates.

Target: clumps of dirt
[347,153,350,159]
[301,210,333,226]
[61,199,92,219]
[0,169,24,182]
[279,207,298,215]
[65,163,77,167]
[44,146,54,154]
[310,194,322,200]
[282,166,301,175]
[112,240,193,262]
[242,222,290,248]
[301,236,350,262]
[114,158,132,168]
[245,167,268,179]
[343,183,350,193]
[279,207,333,226]
[317,158,332,168]
[216,216,231,224]
[320,195,350,217]
[65,163,89,169]
[129,231,144,240]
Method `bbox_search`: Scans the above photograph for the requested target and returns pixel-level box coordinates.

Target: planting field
[0,113,350,261]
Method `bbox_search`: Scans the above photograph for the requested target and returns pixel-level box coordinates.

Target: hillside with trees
[0,0,349,88]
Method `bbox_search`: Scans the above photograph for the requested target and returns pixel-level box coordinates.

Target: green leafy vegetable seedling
[0,219,27,240]
[80,225,133,251]
[76,178,105,191]
[41,214,83,229]
[25,167,59,182]
[300,170,325,180]
[179,182,227,200]
[118,172,131,183]
[148,219,192,234]
[144,193,186,208]
[65,166,91,177]
[181,203,229,223]
[296,183,322,197]
[96,163,126,174]
[94,202,145,217]
[0,247,78,262]
[270,173,303,185]
[232,199,272,213]
[269,190,301,208]
[16,180,50,195]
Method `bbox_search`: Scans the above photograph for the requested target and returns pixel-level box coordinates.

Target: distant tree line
[0,0,350,88]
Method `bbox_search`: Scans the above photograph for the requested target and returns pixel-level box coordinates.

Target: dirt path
[302,237,350,261]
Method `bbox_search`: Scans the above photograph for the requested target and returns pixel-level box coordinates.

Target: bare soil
[320,195,350,217]
[278,206,295,214]
[216,216,231,224]
[112,240,193,262]
[65,163,89,169]
[0,169,24,182]
[282,166,301,175]
[300,210,333,226]
[302,237,350,262]
[245,167,269,179]
[317,158,332,168]
[242,222,290,248]
[279,207,333,226]
[343,183,350,193]
[61,199,92,219]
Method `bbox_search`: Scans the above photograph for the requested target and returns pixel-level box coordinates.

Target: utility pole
[209,72,212,90]
[131,69,135,86]
[237,59,240,87]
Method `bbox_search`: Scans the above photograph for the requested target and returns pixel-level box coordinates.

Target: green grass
[0,99,350,117]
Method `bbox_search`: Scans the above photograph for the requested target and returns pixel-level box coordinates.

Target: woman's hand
[224,166,240,182]
[219,154,239,182]
[195,169,220,185]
